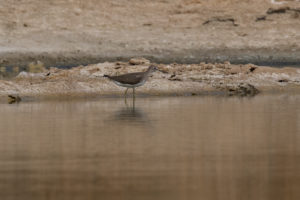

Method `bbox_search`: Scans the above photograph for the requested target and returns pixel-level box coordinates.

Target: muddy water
[0,95,300,200]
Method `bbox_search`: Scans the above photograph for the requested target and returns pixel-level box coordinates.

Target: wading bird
[104,65,157,99]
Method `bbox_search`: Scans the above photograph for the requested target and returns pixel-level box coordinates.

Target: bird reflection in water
[112,97,151,126]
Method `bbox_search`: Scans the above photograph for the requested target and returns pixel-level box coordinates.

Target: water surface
[0,95,300,200]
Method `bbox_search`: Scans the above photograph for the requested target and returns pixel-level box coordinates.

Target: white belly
[113,80,146,88]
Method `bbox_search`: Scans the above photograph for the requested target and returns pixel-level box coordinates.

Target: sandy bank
[0,0,300,67]
[1,60,300,99]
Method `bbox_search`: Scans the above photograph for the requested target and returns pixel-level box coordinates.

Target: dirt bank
[1,0,300,67]
[1,60,300,99]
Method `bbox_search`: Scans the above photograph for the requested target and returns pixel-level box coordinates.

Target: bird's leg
[124,97,128,106]
[132,88,136,109]
[133,88,135,100]
[124,88,128,97]
[123,88,128,106]
[133,94,135,110]
[124,88,128,105]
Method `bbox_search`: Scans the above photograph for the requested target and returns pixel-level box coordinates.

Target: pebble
[129,57,150,65]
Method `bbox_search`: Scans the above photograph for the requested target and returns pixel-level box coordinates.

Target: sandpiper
[104,65,157,98]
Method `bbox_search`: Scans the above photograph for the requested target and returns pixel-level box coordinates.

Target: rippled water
[0,95,300,200]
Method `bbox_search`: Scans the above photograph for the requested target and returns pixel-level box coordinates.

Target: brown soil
[1,0,300,67]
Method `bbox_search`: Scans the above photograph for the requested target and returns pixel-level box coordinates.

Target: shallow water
[0,95,300,200]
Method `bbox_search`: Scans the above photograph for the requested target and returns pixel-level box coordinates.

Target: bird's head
[147,65,158,73]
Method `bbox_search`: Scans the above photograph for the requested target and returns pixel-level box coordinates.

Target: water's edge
[1,48,300,68]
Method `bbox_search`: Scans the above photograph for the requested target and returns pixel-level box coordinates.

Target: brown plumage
[104,65,157,87]
[104,65,157,98]
[104,72,145,85]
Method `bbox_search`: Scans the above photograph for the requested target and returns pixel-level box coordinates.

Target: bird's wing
[110,72,144,85]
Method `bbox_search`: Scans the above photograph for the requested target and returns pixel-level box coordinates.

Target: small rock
[203,16,238,26]
[267,7,290,14]
[16,71,31,78]
[129,57,150,65]
[278,79,288,83]
[226,83,259,96]
[169,78,182,81]
[249,66,257,72]
[8,94,21,104]
[168,74,182,81]
[115,62,126,65]
[256,15,267,21]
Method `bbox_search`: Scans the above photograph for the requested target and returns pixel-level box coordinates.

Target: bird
[104,65,157,98]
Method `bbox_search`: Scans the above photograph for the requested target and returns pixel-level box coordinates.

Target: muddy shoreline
[1,48,300,68]
[1,0,300,99]
[1,60,300,100]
